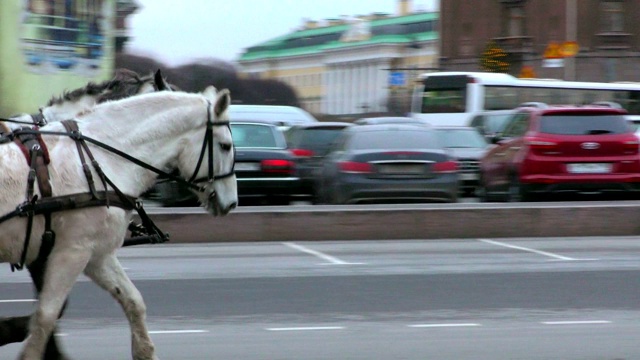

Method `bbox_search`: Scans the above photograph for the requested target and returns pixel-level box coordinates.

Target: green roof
[239,12,438,62]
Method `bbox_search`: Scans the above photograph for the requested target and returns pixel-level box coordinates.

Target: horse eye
[219,143,232,152]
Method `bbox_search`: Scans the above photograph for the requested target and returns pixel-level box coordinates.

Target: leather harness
[0,102,234,272]
[0,120,165,271]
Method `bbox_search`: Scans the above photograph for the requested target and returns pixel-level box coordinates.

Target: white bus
[409,71,640,126]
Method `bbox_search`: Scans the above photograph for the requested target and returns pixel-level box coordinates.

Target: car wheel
[328,185,346,204]
[477,178,494,202]
[267,196,291,206]
[506,176,530,202]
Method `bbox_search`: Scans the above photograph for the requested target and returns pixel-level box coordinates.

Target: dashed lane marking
[408,323,481,328]
[479,239,580,261]
[283,242,365,265]
[541,320,612,325]
[266,326,345,331]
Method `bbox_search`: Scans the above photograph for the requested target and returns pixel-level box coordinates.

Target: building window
[601,0,624,32]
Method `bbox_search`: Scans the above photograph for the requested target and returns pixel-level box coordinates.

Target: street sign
[559,41,579,57]
[543,41,562,59]
[389,72,406,86]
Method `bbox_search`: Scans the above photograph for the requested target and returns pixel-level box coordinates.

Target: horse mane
[46,69,162,106]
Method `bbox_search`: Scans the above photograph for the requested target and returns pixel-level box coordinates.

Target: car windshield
[231,124,279,148]
[436,129,488,148]
[539,114,630,135]
[297,128,346,154]
[486,114,513,133]
[349,129,437,150]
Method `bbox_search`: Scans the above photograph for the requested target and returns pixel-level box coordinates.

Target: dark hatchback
[150,121,300,206]
[315,124,459,204]
[232,121,301,205]
[285,122,353,201]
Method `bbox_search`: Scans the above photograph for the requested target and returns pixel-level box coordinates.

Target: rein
[0,113,47,127]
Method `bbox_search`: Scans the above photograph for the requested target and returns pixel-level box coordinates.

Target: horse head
[178,86,237,216]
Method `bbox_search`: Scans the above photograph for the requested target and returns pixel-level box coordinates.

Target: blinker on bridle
[187,101,235,199]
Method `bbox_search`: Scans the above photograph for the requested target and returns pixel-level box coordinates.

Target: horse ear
[202,85,218,100]
[154,69,171,91]
[214,89,231,118]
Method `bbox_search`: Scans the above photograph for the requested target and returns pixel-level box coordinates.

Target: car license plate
[378,164,424,174]
[566,163,612,174]
[459,173,478,181]
[235,162,260,171]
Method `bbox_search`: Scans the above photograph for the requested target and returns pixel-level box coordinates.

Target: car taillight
[623,140,640,154]
[338,161,373,173]
[261,159,294,174]
[526,137,558,153]
[432,160,458,173]
[290,148,314,158]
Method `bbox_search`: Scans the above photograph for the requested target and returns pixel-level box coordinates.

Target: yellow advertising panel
[0,0,115,116]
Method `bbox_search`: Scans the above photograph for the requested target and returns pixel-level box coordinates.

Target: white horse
[0,68,175,360]
[0,87,237,360]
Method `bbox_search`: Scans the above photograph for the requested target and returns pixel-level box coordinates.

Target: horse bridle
[186,101,236,201]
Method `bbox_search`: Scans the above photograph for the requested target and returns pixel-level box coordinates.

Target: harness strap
[8,191,138,271]
[61,121,106,201]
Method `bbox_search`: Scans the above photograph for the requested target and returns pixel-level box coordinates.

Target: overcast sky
[126,0,438,66]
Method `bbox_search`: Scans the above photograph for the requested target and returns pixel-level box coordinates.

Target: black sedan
[316,124,459,204]
[232,121,302,205]
[149,121,301,206]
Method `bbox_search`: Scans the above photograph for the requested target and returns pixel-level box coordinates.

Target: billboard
[0,0,115,116]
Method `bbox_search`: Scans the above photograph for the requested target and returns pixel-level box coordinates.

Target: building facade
[238,0,438,117]
[0,0,117,116]
[440,0,640,82]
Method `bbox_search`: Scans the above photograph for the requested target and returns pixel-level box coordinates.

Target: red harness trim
[13,126,51,165]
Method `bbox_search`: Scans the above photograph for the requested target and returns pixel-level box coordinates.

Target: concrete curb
[137,202,640,243]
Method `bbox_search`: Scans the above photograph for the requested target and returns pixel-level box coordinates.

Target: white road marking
[542,320,611,325]
[266,326,344,331]
[479,239,577,261]
[283,242,364,265]
[0,299,36,303]
[408,323,481,328]
[149,330,208,334]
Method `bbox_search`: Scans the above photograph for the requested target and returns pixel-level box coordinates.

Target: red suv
[479,103,640,201]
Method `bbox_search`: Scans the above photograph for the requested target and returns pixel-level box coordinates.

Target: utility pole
[565,0,577,80]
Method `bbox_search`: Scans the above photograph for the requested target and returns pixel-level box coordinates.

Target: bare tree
[115,54,300,106]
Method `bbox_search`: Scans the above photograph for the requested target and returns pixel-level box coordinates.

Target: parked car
[228,104,317,131]
[354,116,430,126]
[478,103,640,202]
[469,109,517,141]
[433,126,489,196]
[316,124,459,204]
[627,115,640,138]
[284,122,353,202]
[152,121,301,206]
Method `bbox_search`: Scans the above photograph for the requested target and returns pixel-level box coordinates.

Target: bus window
[422,89,466,113]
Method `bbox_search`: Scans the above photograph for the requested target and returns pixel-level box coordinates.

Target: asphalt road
[2,237,640,360]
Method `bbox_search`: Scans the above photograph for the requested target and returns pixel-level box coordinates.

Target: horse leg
[84,253,157,360]
[18,247,91,360]
[0,316,29,346]
[28,257,70,360]
[0,259,69,360]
